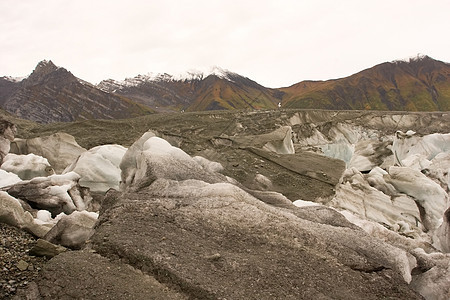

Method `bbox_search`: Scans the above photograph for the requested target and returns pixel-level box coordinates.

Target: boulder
[29,238,67,258]
[6,172,91,216]
[1,153,54,180]
[10,132,86,173]
[64,144,127,193]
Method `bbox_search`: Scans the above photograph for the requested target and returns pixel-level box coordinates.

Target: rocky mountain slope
[281,55,450,111]
[0,60,153,123]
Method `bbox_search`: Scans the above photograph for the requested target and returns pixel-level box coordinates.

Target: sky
[1,0,449,88]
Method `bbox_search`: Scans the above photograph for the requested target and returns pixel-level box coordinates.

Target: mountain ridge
[98,67,282,112]
[0,60,153,123]
[1,55,449,123]
[281,55,450,111]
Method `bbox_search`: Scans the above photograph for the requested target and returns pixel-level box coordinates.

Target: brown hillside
[281,55,450,111]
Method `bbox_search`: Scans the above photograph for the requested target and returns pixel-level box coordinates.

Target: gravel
[0,223,48,299]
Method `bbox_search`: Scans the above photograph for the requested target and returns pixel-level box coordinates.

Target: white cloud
[1,0,449,87]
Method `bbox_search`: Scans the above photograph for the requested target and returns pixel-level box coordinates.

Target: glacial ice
[64,144,127,193]
[6,172,89,215]
[0,169,21,188]
[1,153,54,180]
[393,131,450,170]
[11,133,87,174]
[193,155,224,173]
[385,166,447,232]
[120,132,224,190]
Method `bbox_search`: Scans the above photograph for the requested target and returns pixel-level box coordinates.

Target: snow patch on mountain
[1,76,26,83]
[98,66,239,91]
[394,53,430,64]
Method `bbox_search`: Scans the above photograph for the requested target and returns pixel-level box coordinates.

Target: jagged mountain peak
[23,59,73,87]
[30,59,60,77]
[35,59,57,69]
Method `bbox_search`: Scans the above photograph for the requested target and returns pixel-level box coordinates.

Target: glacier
[1,112,450,299]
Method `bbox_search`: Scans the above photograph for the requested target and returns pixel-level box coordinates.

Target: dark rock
[29,239,67,258]
[16,260,29,271]
[0,223,48,299]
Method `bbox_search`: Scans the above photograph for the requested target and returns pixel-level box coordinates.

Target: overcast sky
[1,0,449,88]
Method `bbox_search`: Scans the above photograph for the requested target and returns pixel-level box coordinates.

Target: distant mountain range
[97,67,283,112]
[1,55,449,123]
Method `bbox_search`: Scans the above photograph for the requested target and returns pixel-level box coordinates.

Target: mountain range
[1,55,449,123]
[0,60,153,123]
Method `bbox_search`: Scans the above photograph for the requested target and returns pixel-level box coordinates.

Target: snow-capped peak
[101,66,239,89]
[2,76,26,83]
[394,53,430,64]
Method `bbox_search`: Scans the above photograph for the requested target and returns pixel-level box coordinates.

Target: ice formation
[64,144,127,193]
[1,153,54,180]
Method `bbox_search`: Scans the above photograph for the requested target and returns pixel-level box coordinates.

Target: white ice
[64,144,127,193]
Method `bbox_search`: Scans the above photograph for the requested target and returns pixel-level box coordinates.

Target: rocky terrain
[0,109,449,299]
